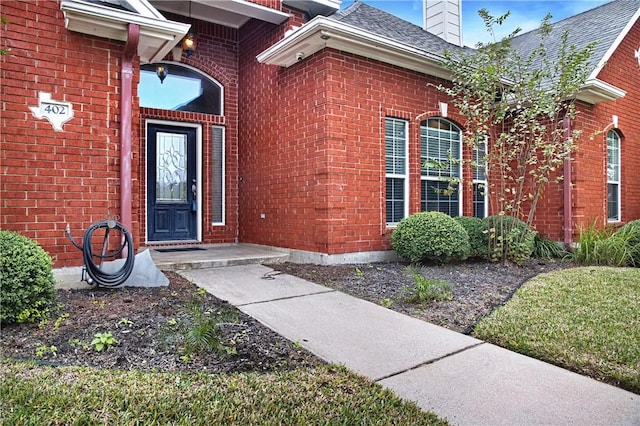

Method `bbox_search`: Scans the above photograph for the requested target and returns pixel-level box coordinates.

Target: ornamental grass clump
[391,212,470,264]
[574,221,631,267]
[532,234,570,260]
[0,230,57,325]
[613,219,640,267]
[405,266,452,304]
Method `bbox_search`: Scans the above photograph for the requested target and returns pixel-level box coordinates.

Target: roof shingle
[329,1,472,58]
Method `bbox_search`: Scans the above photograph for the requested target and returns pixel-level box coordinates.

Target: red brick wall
[565,20,640,239]
[1,0,134,267]
[238,32,473,254]
[534,20,640,240]
[589,20,640,227]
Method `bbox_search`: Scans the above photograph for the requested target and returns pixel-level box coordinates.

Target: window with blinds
[607,130,621,222]
[385,117,408,225]
[420,118,462,216]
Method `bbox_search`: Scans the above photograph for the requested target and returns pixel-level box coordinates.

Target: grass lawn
[0,360,446,425]
[474,267,640,393]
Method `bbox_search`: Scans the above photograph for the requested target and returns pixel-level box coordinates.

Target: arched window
[138,63,222,115]
[607,130,621,221]
[420,118,462,216]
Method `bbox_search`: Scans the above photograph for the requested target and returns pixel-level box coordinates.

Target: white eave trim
[576,78,626,104]
[61,0,191,63]
[217,0,289,25]
[588,7,640,81]
[257,16,452,80]
[282,0,341,17]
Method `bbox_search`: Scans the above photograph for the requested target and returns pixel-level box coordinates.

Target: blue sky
[340,0,611,46]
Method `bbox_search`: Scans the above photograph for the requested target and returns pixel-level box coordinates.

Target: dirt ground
[0,272,323,374]
[1,259,573,372]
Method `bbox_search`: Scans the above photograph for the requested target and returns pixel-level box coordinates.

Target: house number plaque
[29,92,74,131]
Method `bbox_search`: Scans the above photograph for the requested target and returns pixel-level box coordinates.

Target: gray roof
[328,0,638,82]
[329,1,473,58]
[510,0,639,78]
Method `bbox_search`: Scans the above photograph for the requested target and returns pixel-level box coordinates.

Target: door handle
[191,179,197,211]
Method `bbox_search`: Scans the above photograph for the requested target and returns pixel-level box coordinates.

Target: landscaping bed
[0,272,322,374]
[1,260,574,371]
[270,259,574,333]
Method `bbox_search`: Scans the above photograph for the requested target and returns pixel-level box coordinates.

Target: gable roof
[257,1,468,78]
[510,0,639,80]
[329,1,471,57]
[259,0,637,103]
[507,0,639,103]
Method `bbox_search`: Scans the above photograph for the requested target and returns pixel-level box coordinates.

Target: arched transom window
[139,63,222,115]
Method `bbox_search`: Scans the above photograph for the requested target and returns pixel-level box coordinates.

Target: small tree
[437,10,596,261]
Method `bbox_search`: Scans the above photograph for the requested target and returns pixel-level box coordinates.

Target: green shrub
[574,222,629,266]
[454,216,488,258]
[0,230,57,325]
[614,219,640,267]
[532,234,570,259]
[483,215,536,265]
[391,212,470,264]
[405,266,452,303]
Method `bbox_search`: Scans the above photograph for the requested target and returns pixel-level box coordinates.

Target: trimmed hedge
[454,216,488,258]
[0,230,56,325]
[391,212,470,264]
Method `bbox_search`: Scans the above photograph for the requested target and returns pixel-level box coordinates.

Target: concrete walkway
[179,264,640,425]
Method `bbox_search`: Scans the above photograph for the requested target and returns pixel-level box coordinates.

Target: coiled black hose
[67,220,135,287]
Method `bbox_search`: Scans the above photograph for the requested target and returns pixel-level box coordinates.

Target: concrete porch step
[149,243,290,271]
[53,244,290,289]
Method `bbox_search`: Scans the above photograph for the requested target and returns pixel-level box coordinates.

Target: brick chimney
[423,0,463,46]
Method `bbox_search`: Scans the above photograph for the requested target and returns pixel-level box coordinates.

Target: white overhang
[151,0,289,29]
[257,16,625,106]
[61,0,191,63]
[257,16,453,80]
[576,78,626,104]
[282,0,341,17]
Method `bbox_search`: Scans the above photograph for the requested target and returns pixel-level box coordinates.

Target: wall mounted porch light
[156,64,168,83]
[182,32,196,58]
[182,1,196,58]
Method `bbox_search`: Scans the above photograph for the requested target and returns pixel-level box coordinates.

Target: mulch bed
[0,272,323,374]
[270,259,575,333]
[1,259,574,372]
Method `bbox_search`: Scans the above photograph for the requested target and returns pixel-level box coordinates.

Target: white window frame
[211,125,225,226]
[473,137,488,218]
[420,118,463,217]
[607,130,621,222]
[385,117,409,226]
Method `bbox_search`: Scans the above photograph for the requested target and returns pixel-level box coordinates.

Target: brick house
[1,0,638,268]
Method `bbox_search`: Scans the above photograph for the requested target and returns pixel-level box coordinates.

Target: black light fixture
[156,64,168,83]
[182,32,196,58]
[183,1,197,58]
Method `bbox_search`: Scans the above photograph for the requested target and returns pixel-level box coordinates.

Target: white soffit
[576,79,626,104]
[61,0,190,63]
[151,0,289,29]
[257,16,452,80]
[282,0,341,17]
